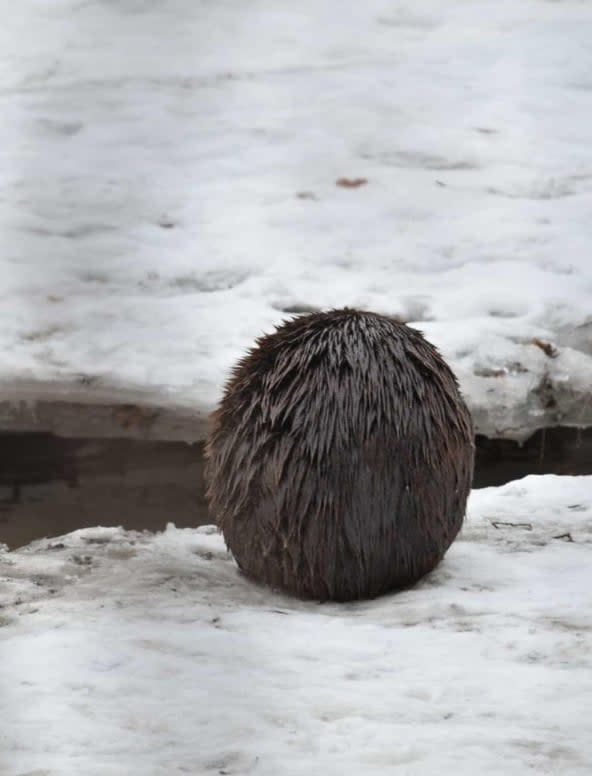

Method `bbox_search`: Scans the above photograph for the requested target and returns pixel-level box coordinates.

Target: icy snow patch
[1,1,592,440]
[1,475,591,775]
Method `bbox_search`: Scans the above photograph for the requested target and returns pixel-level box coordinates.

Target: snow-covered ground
[1,475,591,775]
[2,5,591,774]
[2,1,592,439]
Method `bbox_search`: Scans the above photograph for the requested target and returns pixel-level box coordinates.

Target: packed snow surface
[1,475,591,775]
[1,1,592,439]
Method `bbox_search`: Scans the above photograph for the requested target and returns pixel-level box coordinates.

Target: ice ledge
[1,341,591,443]
[0,377,209,442]
[459,343,592,442]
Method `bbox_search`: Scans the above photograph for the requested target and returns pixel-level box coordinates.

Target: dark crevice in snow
[0,427,590,550]
[474,427,592,488]
[0,434,208,550]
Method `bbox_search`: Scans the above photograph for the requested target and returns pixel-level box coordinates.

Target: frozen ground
[2,6,591,773]
[1,1,592,440]
[1,475,591,775]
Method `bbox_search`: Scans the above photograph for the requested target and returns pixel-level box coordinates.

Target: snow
[2,6,591,771]
[2,0,592,439]
[1,475,591,775]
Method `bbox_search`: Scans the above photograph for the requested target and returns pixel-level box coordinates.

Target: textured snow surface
[1,475,591,775]
[1,1,592,439]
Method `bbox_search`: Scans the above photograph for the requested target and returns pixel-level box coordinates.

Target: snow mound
[1,476,591,775]
[1,1,592,440]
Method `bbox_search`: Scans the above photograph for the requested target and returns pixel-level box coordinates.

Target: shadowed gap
[0,427,590,549]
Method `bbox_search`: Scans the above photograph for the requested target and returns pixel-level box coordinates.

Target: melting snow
[1,476,591,775]
[1,1,592,438]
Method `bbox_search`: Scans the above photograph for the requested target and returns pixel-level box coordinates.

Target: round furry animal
[205,308,474,601]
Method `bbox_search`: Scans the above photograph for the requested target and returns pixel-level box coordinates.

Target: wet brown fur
[205,308,474,601]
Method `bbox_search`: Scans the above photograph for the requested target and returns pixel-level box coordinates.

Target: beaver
[205,308,474,601]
